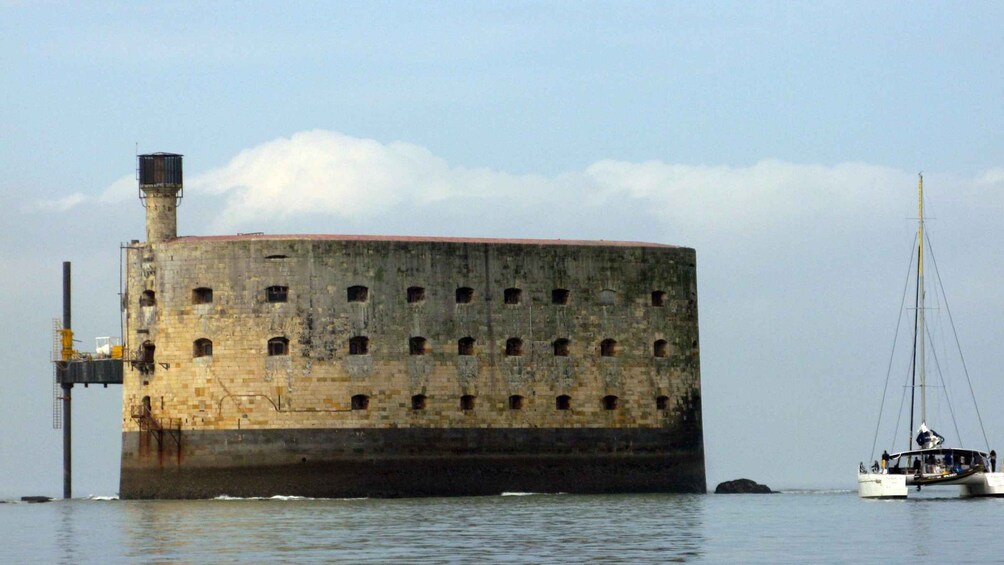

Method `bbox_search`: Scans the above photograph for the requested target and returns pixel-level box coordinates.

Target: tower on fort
[138,153,183,242]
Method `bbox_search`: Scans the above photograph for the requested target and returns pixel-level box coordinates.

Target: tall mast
[918,173,926,426]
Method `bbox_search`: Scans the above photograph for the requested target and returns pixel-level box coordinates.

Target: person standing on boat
[881,451,890,473]
[991,450,997,472]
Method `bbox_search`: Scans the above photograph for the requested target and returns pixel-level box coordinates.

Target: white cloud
[36,129,1000,248]
[25,192,88,213]
[187,130,924,238]
[99,174,138,203]
[976,167,1004,186]
[189,130,469,228]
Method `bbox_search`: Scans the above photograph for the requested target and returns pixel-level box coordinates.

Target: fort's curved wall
[120,235,703,498]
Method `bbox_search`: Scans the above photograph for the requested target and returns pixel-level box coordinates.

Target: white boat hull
[858,473,907,498]
[960,472,1004,497]
[859,471,1004,498]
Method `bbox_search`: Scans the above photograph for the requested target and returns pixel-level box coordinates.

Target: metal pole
[62,261,72,499]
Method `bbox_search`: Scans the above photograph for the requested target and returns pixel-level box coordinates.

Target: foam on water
[212,494,368,501]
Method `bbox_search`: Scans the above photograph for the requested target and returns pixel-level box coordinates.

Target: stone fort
[120,153,704,498]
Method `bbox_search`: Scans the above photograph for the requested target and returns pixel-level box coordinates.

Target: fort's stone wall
[120,234,703,497]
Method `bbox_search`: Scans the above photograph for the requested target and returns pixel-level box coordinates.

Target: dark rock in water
[715,479,773,494]
[21,496,53,503]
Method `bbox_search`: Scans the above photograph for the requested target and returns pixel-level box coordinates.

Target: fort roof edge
[168,233,683,249]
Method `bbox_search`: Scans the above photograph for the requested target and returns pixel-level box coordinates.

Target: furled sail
[916,423,944,449]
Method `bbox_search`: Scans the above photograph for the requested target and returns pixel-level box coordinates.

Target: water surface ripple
[2,491,1000,563]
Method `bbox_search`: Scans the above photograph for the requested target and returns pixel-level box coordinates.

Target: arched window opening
[556,395,571,411]
[268,337,289,356]
[654,340,668,358]
[508,395,524,410]
[551,288,570,305]
[651,290,667,307]
[193,338,213,358]
[505,338,523,357]
[603,395,619,410]
[351,394,369,410]
[458,337,475,356]
[599,289,617,305]
[600,339,618,357]
[192,287,213,305]
[455,287,474,304]
[347,285,368,302]
[409,336,429,356]
[460,395,476,411]
[553,338,570,357]
[656,395,670,410]
[411,394,427,410]
[349,336,369,355]
[504,288,522,305]
[266,285,288,303]
[139,290,156,307]
[407,286,426,303]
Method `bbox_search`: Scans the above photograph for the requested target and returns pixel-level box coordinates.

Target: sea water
[1,490,1000,563]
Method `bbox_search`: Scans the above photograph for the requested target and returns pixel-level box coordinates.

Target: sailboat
[858,174,1004,498]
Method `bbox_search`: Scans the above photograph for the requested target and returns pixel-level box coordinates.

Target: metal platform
[61,358,123,385]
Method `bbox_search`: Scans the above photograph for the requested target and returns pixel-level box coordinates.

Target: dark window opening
[460,395,476,410]
[556,395,571,410]
[268,337,289,356]
[139,290,156,307]
[137,342,155,374]
[407,286,426,303]
[599,289,617,305]
[192,287,213,305]
[456,287,474,304]
[193,338,213,358]
[656,395,670,410]
[141,342,155,364]
[654,340,668,358]
[553,338,571,357]
[504,288,522,305]
[349,336,369,355]
[651,290,667,307]
[141,395,152,415]
[551,288,570,305]
[409,336,428,356]
[266,285,288,303]
[603,395,619,410]
[411,394,427,410]
[505,338,523,356]
[351,394,369,410]
[600,339,618,357]
[347,286,369,303]
[508,395,524,410]
[458,337,475,356]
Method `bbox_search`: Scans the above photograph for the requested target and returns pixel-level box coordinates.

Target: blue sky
[1,1,1002,497]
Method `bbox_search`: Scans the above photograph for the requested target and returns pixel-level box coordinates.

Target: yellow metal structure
[60,328,75,361]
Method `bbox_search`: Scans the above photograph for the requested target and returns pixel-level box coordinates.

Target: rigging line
[926,231,991,451]
[871,234,919,461]
[926,323,963,446]
[890,373,909,454]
